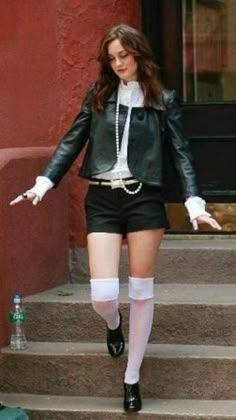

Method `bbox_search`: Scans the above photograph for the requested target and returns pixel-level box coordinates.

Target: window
[182,0,236,102]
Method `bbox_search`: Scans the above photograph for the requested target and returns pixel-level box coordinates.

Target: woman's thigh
[87,232,123,278]
[127,228,164,278]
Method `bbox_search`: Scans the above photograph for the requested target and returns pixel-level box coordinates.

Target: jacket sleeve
[41,82,94,187]
[163,90,200,199]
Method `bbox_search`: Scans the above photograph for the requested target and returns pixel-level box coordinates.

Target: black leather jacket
[41,83,199,199]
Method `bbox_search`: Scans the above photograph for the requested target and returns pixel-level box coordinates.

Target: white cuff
[26,176,54,201]
[184,196,211,222]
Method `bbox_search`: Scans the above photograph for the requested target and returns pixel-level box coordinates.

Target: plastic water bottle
[9,294,27,350]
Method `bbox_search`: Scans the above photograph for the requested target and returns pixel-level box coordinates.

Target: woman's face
[107,38,138,83]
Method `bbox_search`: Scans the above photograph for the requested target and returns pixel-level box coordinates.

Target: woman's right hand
[9,191,41,206]
[9,176,54,206]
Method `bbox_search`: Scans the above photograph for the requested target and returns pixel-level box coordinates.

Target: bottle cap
[13,294,21,303]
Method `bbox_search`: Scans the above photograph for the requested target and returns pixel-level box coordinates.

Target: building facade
[1,0,236,345]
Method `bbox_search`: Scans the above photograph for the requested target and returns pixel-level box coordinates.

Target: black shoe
[106,311,125,357]
[124,382,142,412]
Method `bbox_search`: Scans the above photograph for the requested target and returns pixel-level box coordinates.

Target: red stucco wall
[0,2,60,149]
[0,2,69,347]
[0,148,69,347]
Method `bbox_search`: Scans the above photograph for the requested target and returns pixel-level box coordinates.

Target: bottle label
[9,311,26,323]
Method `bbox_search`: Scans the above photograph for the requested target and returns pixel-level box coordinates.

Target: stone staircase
[1,236,236,419]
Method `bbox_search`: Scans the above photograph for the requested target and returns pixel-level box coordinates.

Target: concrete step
[70,236,236,283]
[24,284,236,345]
[2,343,236,399]
[1,393,236,420]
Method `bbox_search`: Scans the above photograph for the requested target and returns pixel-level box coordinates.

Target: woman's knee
[90,277,119,302]
[92,299,119,316]
[90,277,120,316]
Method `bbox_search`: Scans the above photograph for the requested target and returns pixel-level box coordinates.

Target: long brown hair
[92,24,164,111]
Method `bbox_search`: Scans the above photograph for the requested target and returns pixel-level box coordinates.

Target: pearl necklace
[115,86,143,195]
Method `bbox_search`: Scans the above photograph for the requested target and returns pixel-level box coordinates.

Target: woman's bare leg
[127,228,164,278]
[87,232,122,279]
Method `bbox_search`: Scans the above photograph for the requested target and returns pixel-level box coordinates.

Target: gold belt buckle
[111,179,122,189]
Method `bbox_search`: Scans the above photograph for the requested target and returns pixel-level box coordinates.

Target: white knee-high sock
[124,276,154,384]
[90,277,120,330]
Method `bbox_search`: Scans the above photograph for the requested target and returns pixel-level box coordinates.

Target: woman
[10,24,221,412]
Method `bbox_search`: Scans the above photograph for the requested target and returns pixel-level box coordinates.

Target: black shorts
[85,182,169,237]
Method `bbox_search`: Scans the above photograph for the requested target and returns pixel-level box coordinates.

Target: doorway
[142,0,236,232]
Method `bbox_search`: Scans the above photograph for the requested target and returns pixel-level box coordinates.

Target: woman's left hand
[192,215,222,231]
